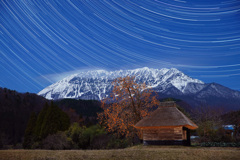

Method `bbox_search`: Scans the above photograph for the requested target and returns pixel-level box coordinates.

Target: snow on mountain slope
[38,67,204,100]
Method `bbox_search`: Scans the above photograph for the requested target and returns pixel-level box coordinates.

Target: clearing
[0,145,239,160]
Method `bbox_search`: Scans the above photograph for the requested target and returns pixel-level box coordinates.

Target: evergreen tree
[34,102,49,141]
[39,101,70,140]
[24,101,70,149]
[60,108,71,131]
[23,112,37,149]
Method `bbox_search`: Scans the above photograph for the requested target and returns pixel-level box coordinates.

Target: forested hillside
[0,88,102,148]
[0,88,47,146]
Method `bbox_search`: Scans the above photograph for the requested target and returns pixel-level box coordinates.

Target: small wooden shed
[134,101,198,145]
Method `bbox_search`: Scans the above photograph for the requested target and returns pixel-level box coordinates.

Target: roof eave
[134,124,198,130]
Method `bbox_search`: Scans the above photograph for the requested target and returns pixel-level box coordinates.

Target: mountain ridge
[38,67,204,100]
[38,67,240,110]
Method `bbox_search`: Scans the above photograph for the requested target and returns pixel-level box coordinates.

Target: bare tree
[191,105,225,142]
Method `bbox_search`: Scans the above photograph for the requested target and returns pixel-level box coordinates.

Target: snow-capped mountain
[38,67,204,100]
[38,67,240,110]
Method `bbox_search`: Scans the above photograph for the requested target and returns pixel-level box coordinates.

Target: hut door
[183,127,190,146]
[182,127,187,140]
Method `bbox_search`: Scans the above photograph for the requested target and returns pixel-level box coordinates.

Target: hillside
[0,88,47,146]
[0,88,102,147]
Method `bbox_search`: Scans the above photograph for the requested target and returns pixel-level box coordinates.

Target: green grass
[0,146,239,160]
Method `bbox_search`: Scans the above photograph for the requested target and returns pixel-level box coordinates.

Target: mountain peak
[169,68,180,72]
[137,67,150,70]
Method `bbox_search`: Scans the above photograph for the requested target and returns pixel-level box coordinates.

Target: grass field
[0,145,239,160]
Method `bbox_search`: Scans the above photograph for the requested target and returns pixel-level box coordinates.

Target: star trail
[1,0,240,93]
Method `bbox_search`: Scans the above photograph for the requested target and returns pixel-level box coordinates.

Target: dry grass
[0,146,239,160]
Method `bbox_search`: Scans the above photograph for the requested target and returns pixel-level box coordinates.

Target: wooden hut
[134,101,198,145]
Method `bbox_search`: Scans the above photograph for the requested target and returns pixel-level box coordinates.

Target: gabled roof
[134,102,198,130]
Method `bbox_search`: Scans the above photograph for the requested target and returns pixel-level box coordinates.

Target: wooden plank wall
[143,127,183,140]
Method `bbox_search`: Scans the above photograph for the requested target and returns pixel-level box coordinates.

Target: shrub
[41,132,72,150]
[65,123,132,149]
[107,136,130,149]
[65,122,83,148]
[90,134,111,149]
[66,123,110,149]
[78,125,106,149]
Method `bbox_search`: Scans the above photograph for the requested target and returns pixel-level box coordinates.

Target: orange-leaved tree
[98,76,159,138]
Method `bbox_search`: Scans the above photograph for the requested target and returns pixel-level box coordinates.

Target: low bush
[41,132,72,150]
[107,136,130,149]
[200,142,240,147]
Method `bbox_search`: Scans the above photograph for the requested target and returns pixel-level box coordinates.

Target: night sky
[1,0,240,93]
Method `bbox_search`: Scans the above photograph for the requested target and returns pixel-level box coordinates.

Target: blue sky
[1,0,240,93]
